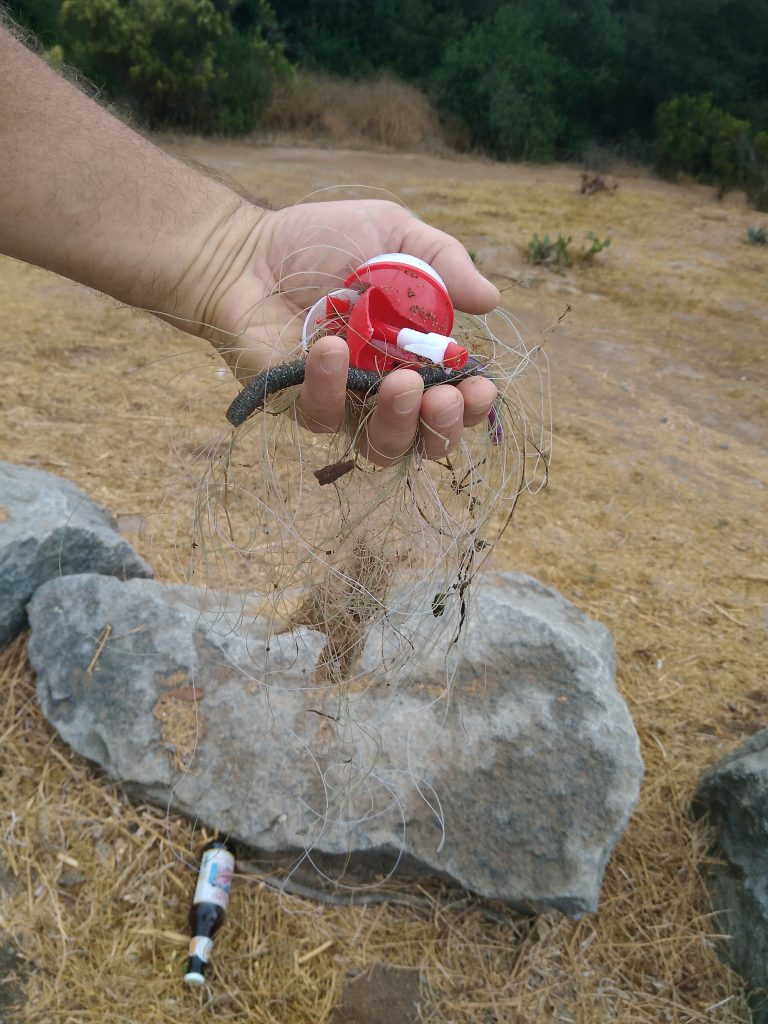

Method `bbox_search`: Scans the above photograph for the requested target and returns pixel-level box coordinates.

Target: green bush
[655,94,750,189]
[710,111,752,192]
[655,96,713,179]
[435,8,562,160]
[654,93,768,207]
[525,231,611,272]
[207,28,289,135]
[745,131,768,211]
[581,232,611,263]
[17,0,289,133]
[525,233,572,272]
[8,0,768,157]
[60,0,223,128]
[747,224,767,244]
[434,1,623,161]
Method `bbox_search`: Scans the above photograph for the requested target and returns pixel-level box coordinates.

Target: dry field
[0,142,766,1022]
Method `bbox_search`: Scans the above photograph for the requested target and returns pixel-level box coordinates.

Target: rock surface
[693,729,768,1023]
[0,462,152,646]
[28,570,643,915]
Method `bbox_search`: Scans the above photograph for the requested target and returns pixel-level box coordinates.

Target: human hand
[188,199,501,467]
[0,33,497,465]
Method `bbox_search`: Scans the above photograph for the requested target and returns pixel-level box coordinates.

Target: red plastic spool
[342,255,456,372]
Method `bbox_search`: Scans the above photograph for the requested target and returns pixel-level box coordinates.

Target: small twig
[56,853,79,868]
[166,686,205,702]
[307,708,338,721]
[314,460,355,486]
[133,928,188,944]
[86,624,112,675]
[709,599,748,627]
[296,939,334,965]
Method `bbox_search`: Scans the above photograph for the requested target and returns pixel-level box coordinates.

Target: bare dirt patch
[1,142,765,1022]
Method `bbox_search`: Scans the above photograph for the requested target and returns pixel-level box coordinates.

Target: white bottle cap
[184,971,206,987]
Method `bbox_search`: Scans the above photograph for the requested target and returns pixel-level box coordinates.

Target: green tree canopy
[9,0,287,133]
[7,0,768,167]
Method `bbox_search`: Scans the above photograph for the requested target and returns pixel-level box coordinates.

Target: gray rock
[692,729,768,1023]
[28,571,642,915]
[0,462,152,646]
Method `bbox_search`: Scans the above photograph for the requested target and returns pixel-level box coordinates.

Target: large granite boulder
[693,729,768,1022]
[0,462,151,646]
[28,570,642,914]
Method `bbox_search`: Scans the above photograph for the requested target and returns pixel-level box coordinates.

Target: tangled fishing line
[194,325,547,682]
[174,229,550,888]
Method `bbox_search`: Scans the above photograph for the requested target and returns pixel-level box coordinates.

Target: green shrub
[655,95,715,180]
[525,231,611,272]
[434,1,623,161]
[208,29,289,135]
[710,111,752,193]
[745,131,768,212]
[747,224,767,244]
[55,0,286,133]
[580,232,611,263]
[655,94,751,191]
[525,233,573,272]
[654,93,768,208]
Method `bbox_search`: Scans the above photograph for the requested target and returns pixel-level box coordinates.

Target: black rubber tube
[226,359,486,427]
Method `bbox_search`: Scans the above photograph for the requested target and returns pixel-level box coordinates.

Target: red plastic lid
[343,254,454,336]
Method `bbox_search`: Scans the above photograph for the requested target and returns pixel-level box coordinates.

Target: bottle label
[193,848,234,909]
[189,935,214,963]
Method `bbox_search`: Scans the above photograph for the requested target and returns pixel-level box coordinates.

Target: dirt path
[0,142,766,1022]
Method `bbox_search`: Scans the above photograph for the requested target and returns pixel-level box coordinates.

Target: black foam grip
[226,360,484,427]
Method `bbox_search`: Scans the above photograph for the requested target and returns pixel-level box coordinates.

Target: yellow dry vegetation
[261,72,449,152]
[0,142,766,1022]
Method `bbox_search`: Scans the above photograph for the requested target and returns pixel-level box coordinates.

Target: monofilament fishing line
[176,234,550,888]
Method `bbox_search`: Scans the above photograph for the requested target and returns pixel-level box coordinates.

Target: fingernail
[393,389,422,414]
[434,397,462,428]
[319,350,347,374]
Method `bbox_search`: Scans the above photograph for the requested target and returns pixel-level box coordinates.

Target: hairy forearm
[0,28,266,326]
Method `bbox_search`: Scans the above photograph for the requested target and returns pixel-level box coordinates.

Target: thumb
[397,218,500,314]
[430,239,500,314]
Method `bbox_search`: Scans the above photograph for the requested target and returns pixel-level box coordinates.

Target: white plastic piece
[301,289,359,350]
[361,253,447,290]
[396,327,455,364]
[184,971,206,987]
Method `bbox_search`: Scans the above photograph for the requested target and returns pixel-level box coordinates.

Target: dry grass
[0,636,748,1022]
[1,144,767,1021]
[260,72,448,153]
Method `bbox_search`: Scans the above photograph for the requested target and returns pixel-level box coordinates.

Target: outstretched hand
[0,27,498,466]
[201,200,500,467]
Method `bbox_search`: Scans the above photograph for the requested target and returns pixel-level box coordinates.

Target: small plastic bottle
[184,839,235,987]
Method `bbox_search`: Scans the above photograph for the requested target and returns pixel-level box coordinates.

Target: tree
[10,0,287,133]
[434,0,624,160]
[614,0,768,138]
